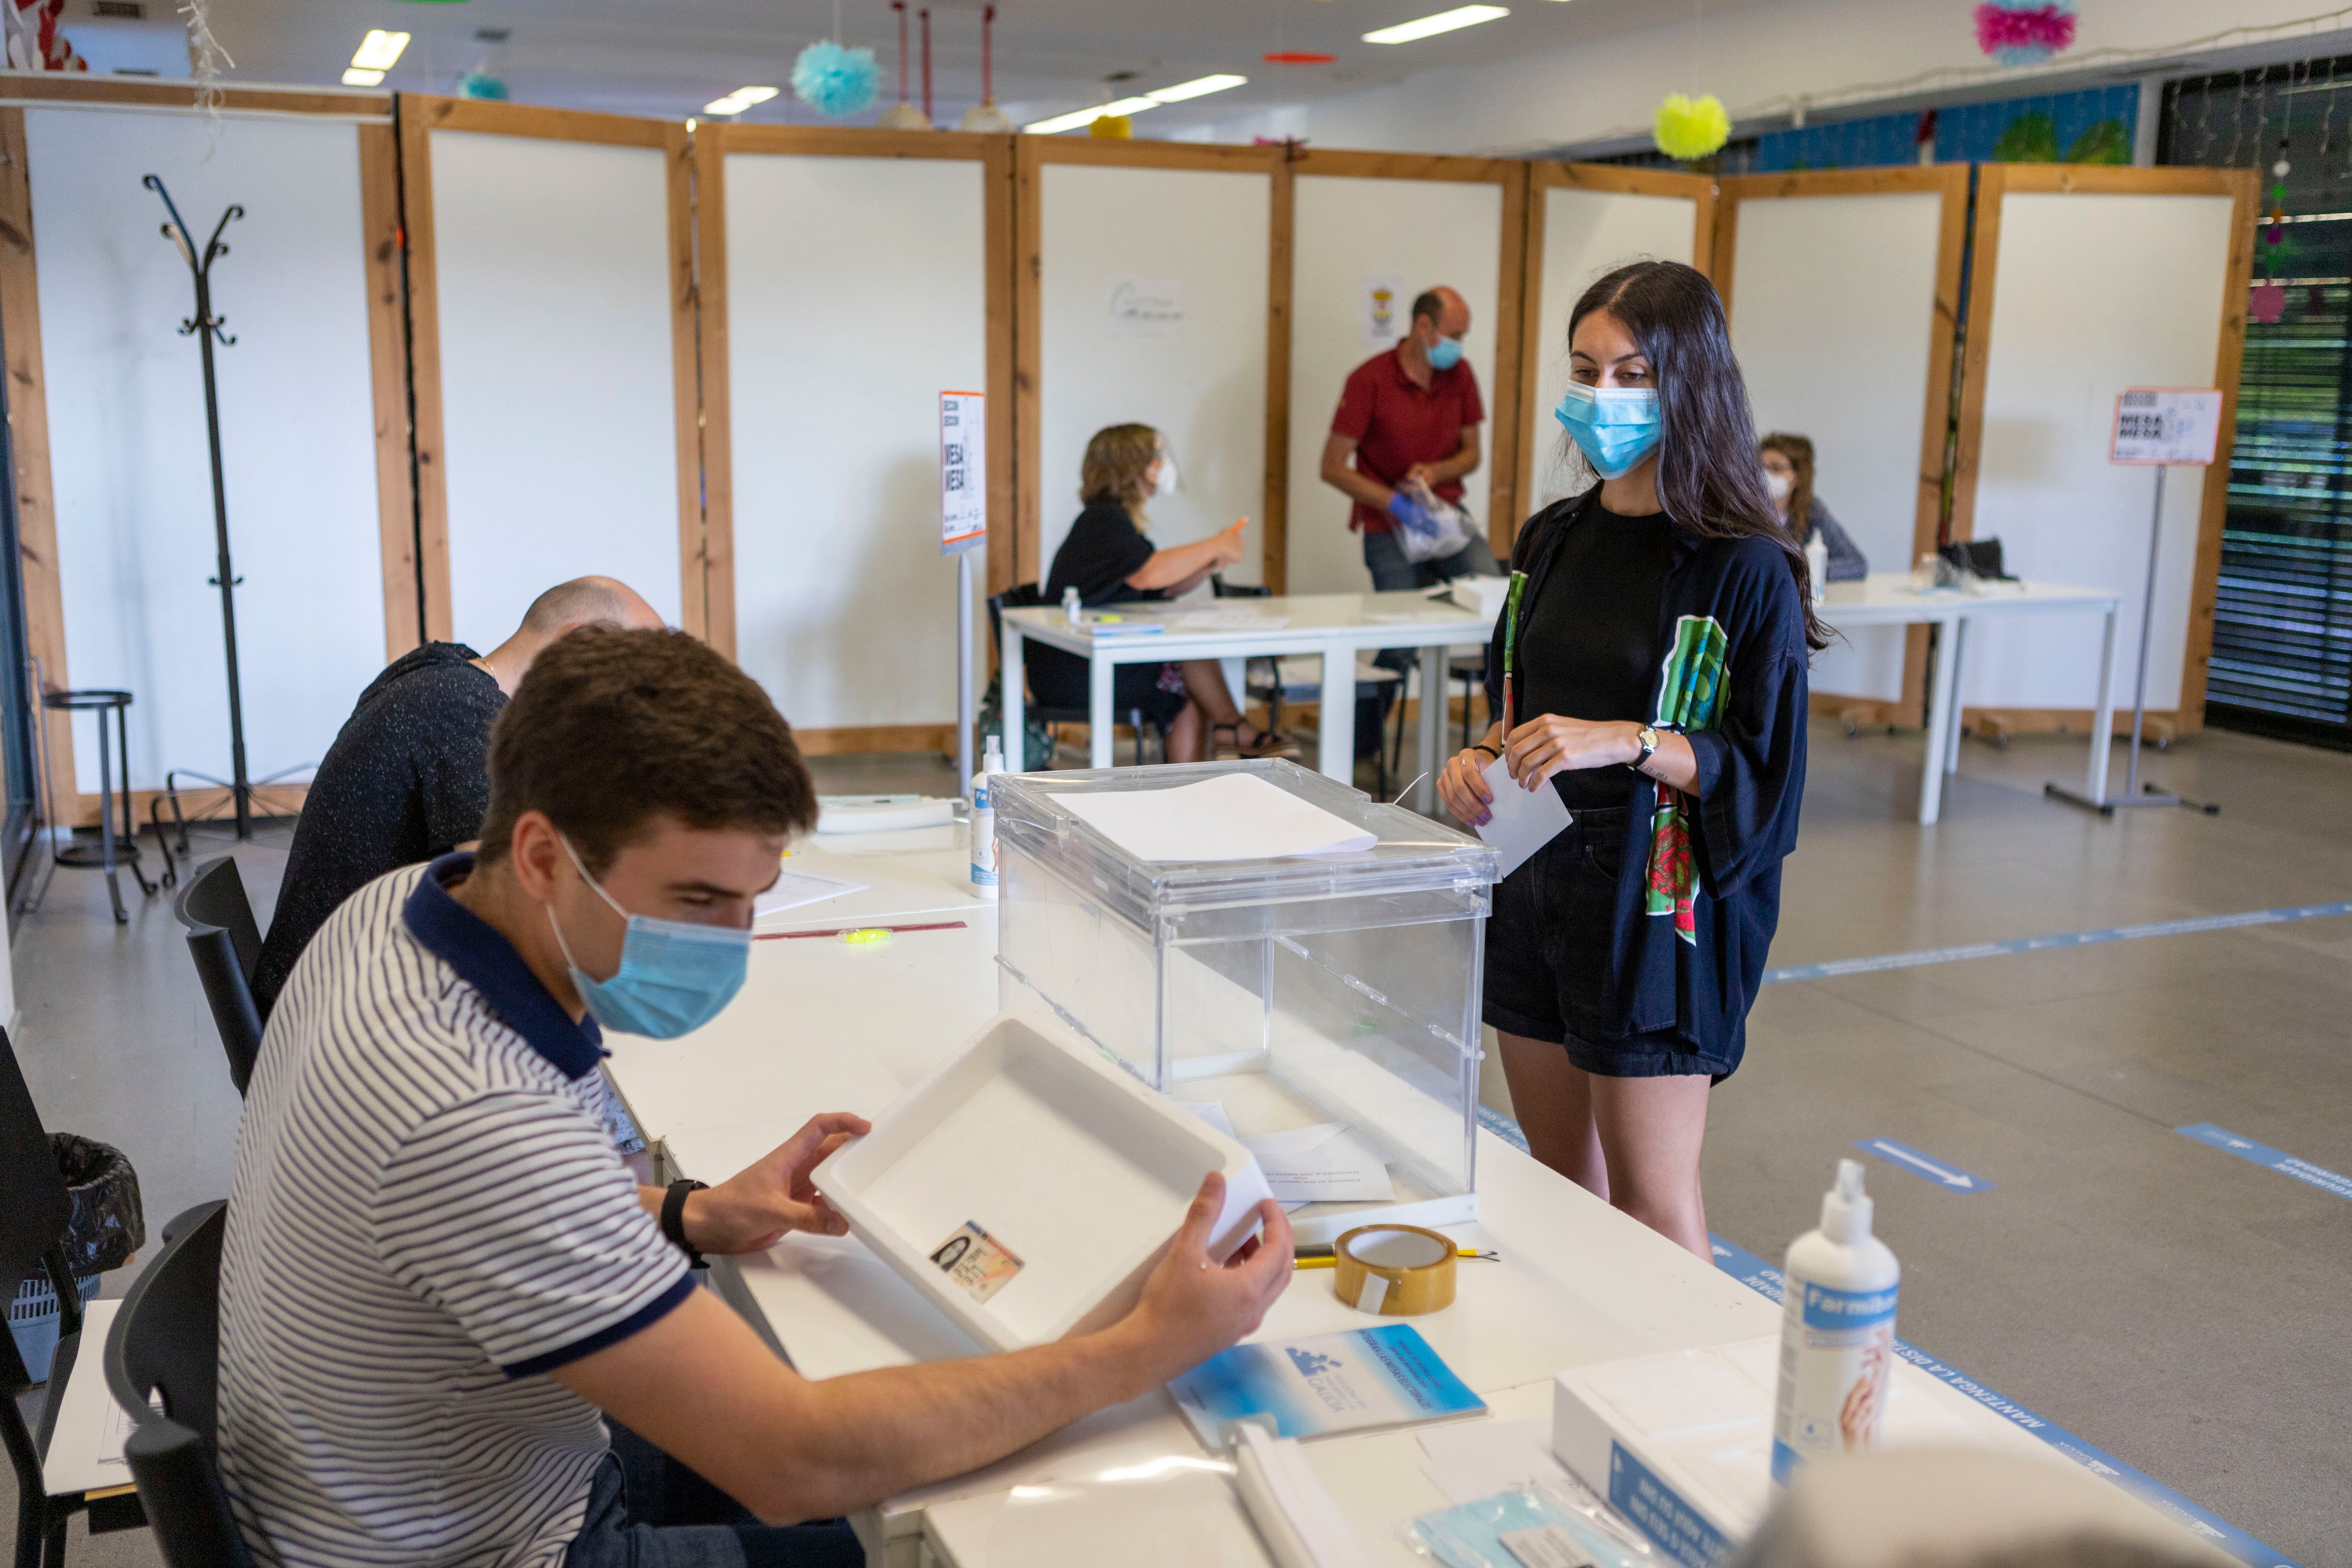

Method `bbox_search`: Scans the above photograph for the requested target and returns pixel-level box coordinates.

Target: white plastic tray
[812,1009,1276,1353]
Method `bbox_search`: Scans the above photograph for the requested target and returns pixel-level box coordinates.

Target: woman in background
[1760,433,1867,581]
[1029,423,1297,763]
[1437,262,1821,1260]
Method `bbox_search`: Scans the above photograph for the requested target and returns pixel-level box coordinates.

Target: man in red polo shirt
[1320,285,1497,605]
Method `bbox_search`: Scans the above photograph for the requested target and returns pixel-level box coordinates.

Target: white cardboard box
[812,1009,1275,1354]
[1550,1337,2061,1567]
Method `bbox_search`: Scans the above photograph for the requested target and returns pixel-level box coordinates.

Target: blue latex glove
[1387,490,1437,538]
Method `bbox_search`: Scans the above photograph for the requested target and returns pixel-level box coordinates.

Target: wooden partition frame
[0,77,405,824]
[1013,138,1287,588]
[1280,149,1528,591]
[1955,163,2258,737]
[695,125,1017,654]
[1716,165,1970,728]
[1512,164,1716,557]
[398,96,700,641]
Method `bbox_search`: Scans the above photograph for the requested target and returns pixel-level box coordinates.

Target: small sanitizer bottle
[969,735,1003,899]
[1772,1159,1899,1487]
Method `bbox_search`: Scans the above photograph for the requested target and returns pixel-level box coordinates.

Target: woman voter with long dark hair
[1436,260,1823,1259]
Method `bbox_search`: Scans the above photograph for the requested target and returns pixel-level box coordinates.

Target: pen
[1292,1247,1492,1269]
[759,921,969,941]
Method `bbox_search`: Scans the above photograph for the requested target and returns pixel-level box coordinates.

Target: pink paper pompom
[1974,1,2077,66]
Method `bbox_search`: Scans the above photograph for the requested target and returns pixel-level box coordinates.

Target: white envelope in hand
[1472,755,1571,879]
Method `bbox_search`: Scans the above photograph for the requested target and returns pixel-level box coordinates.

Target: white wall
[723,153,988,731]
[1182,0,2338,157]
[429,130,684,649]
[1528,186,1698,510]
[1963,191,2235,714]
[29,107,387,794]
[1730,191,1947,702]
[1036,163,1270,582]
[1286,175,1501,596]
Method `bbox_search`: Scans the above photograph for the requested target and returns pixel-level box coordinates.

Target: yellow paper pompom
[1088,113,1133,139]
[1653,93,1731,160]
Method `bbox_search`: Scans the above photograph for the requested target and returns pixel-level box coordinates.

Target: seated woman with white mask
[1760,433,1867,582]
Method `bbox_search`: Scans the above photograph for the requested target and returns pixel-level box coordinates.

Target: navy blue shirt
[1490,490,1810,1066]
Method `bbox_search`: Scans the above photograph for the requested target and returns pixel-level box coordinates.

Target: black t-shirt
[1514,503,1674,810]
[252,643,505,1010]
[1046,499,1166,608]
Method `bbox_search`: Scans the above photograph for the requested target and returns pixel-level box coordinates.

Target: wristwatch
[661,1179,709,1268]
[1632,725,1661,775]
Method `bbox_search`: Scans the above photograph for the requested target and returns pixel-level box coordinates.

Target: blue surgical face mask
[1427,335,1465,372]
[1552,382,1661,479]
[546,835,751,1039]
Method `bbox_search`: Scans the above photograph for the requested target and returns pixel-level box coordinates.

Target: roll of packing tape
[1332,1224,1457,1316]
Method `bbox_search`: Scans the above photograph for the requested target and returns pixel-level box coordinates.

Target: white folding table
[999,592,1497,812]
[1815,576,2123,826]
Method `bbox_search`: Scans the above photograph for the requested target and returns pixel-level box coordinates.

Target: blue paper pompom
[791,40,881,119]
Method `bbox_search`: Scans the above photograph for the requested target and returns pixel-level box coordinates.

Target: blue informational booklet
[1169,1324,1487,1447]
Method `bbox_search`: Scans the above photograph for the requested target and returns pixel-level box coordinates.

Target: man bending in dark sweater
[254,577,664,1012]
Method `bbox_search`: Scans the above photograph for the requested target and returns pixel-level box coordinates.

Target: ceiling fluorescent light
[342,67,385,86]
[703,95,751,115]
[1362,5,1509,44]
[731,85,779,104]
[1024,96,1162,135]
[350,29,409,71]
[1148,74,1247,104]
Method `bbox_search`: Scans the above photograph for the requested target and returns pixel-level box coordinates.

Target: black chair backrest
[124,1419,255,1568]
[0,1027,72,1393]
[985,582,1049,649]
[106,1201,226,1455]
[174,859,264,1095]
[176,858,260,981]
[1211,575,1272,598]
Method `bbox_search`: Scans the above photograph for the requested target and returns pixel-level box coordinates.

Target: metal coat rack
[144,175,308,844]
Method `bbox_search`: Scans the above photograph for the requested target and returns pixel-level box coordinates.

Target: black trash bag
[51,1133,145,1275]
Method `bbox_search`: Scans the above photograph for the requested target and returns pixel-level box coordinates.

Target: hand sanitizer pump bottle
[969,735,1004,899]
[1772,1159,1899,1486]
[1805,533,1829,604]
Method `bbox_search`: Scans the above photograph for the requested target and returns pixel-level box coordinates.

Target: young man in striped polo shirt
[220,626,1294,1568]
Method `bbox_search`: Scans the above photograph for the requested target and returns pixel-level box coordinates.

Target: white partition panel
[1530,185,1699,509]
[29,106,387,792]
[1963,190,2236,715]
[1731,191,1947,703]
[1286,175,1503,596]
[1037,162,1270,579]
[724,152,987,729]
[429,129,683,647]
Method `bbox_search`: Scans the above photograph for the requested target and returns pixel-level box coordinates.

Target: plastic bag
[1402,1484,1658,1568]
[52,1133,144,1275]
[1395,480,1474,565]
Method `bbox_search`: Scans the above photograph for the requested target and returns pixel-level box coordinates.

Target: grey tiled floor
[8,724,2349,1564]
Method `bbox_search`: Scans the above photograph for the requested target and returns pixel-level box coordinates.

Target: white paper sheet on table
[1173,609,1290,631]
[1241,1123,1396,1204]
[755,868,867,917]
[1417,1417,1572,1505]
[1473,755,1571,879]
[1050,773,1376,863]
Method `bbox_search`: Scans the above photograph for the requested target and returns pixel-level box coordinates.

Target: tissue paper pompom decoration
[1974,0,2077,66]
[1653,94,1731,161]
[1088,113,1133,139]
[791,40,881,118]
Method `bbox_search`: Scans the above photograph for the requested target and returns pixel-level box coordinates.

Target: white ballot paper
[755,868,867,917]
[1473,755,1571,879]
[1241,1123,1397,1204]
[1051,773,1376,863]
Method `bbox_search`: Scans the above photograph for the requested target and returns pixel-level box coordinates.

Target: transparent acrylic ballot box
[990,758,1499,1245]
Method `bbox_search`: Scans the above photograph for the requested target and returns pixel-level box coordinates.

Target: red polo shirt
[1330,346,1485,533]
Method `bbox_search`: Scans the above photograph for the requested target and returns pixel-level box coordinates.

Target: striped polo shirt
[219,854,693,1568]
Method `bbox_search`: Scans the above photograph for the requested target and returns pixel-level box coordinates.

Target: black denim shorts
[1482,804,1732,1080]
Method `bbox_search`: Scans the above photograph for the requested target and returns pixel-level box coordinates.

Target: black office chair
[985,584,1167,767]
[104,1201,249,1568]
[173,858,264,1096]
[2,1028,146,1568]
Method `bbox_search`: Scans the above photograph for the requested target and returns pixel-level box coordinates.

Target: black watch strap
[661,1179,708,1268]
